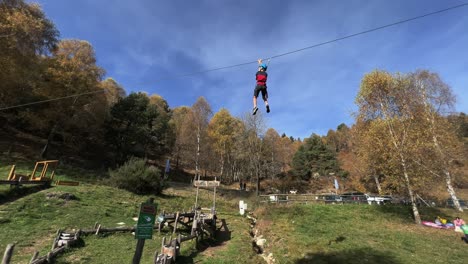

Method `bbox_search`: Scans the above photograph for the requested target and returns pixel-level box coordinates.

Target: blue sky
[37,0,468,139]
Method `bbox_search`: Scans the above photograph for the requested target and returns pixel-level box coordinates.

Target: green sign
[135,201,157,239]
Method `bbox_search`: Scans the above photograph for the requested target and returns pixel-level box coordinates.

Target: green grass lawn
[255,204,468,264]
[2,161,468,263]
[0,164,261,264]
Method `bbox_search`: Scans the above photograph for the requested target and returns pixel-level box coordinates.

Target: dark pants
[254,85,268,101]
[463,234,468,243]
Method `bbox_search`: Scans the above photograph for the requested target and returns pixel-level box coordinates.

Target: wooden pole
[2,244,15,264]
[80,226,136,235]
[132,198,155,264]
[30,247,66,264]
[173,212,179,235]
[29,251,39,264]
[51,229,60,251]
[132,239,145,264]
[195,186,200,209]
[213,177,217,210]
[95,224,101,235]
[7,165,15,181]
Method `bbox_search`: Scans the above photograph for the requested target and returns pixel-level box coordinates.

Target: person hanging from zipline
[252,59,270,115]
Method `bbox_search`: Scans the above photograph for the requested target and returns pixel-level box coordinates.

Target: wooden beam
[29,251,39,264]
[2,243,15,264]
[193,180,220,187]
[55,180,79,186]
[6,165,15,181]
[81,226,136,235]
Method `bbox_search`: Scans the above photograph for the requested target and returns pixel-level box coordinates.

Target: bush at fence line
[108,157,163,195]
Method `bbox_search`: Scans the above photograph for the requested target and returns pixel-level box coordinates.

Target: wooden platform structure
[154,178,219,263]
[0,160,58,187]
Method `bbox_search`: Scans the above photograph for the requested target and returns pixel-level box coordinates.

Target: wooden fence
[258,194,369,204]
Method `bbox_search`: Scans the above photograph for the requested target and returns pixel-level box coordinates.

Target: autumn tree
[263,128,283,179]
[409,70,464,211]
[355,70,424,223]
[325,123,350,153]
[35,39,106,158]
[190,97,212,180]
[238,112,267,196]
[100,78,126,106]
[447,112,467,138]
[207,108,242,182]
[0,0,58,122]
[170,106,192,170]
[351,120,410,194]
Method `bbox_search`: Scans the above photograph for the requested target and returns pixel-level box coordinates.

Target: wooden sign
[193,180,220,187]
[135,201,157,239]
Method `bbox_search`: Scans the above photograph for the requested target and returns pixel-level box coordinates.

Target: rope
[0,89,106,111]
[268,3,468,60]
[1,3,467,110]
[156,3,468,80]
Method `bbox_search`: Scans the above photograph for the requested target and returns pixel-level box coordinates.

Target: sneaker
[252,107,258,115]
[266,105,270,113]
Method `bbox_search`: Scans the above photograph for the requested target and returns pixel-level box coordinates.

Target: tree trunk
[220,155,224,180]
[421,87,463,212]
[41,124,57,158]
[445,171,463,212]
[373,175,382,194]
[380,100,421,224]
[271,151,274,180]
[430,132,462,211]
[401,159,421,224]
[256,153,260,197]
[195,125,200,182]
[432,137,463,212]
[175,152,180,170]
[256,168,260,197]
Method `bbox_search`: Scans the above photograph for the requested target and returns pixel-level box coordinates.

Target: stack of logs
[2,229,81,264]
[3,209,217,264]
[1,222,136,264]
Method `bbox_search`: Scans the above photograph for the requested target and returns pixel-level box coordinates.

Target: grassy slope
[2,161,468,264]
[256,204,468,264]
[0,184,261,264]
[0,162,261,264]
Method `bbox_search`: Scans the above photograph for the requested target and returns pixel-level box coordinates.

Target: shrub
[108,157,162,195]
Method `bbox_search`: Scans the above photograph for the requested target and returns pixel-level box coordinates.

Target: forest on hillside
[1,1,467,219]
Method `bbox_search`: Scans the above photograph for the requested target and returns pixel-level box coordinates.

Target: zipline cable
[1,3,467,111]
[160,2,468,79]
[266,2,468,60]
[0,90,106,111]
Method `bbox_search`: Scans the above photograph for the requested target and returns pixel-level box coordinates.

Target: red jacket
[256,71,267,86]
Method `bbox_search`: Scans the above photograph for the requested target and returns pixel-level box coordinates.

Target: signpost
[132,198,157,264]
[193,180,220,187]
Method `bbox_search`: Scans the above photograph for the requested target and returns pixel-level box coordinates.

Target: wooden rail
[258,194,369,204]
[0,179,51,186]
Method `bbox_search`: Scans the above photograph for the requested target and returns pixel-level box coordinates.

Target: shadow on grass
[155,193,181,201]
[0,185,50,205]
[376,205,458,223]
[175,218,232,263]
[295,247,400,264]
[217,188,256,200]
[375,205,414,222]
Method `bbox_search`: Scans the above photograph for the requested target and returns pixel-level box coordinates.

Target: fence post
[2,243,15,264]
